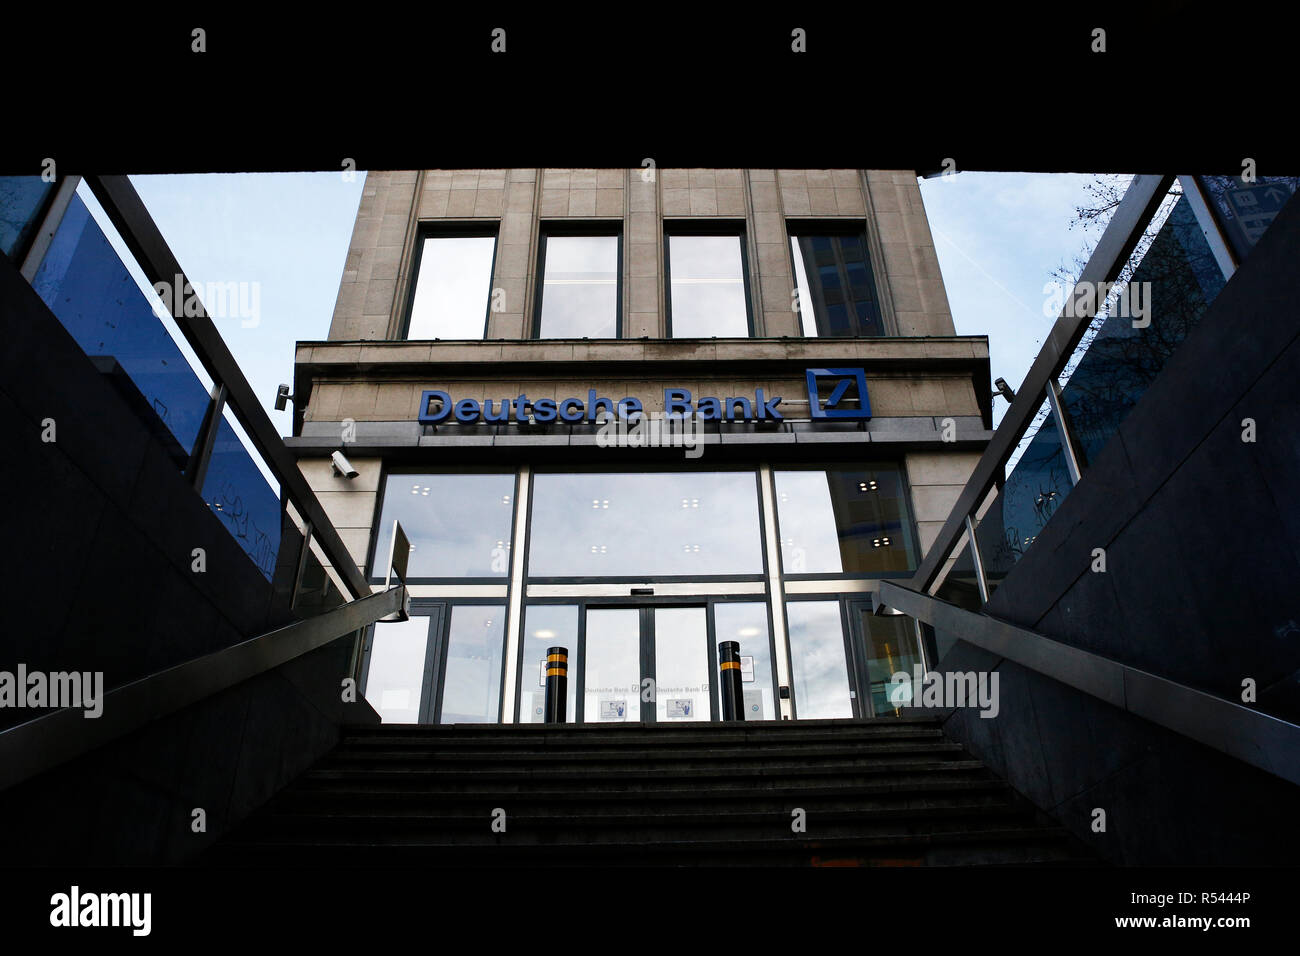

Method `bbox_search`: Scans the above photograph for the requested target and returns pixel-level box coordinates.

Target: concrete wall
[327,169,954,342]
[932,190,1300,864]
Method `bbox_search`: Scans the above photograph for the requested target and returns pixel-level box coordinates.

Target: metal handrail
[80,174,369,601]
[910,174,1176,593]
[0,585,408,793]
[876,581,1300,788]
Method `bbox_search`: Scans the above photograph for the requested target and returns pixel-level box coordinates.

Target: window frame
[399,222,500,341]
[786,219,889,338]
[531,221,624,340]
[662,219,755,339]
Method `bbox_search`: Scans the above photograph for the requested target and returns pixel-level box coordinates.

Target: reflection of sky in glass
[775,471,842,573]
[373,473,514,578]
[407,235,496,339]
[655,608,710,721]
[528,472,763,576]
[786,601,853,719]
[775,468,916,574]
[518,604,579,723]
[366,616,430,723]
[439,605,504,723]
[713,602,776,719]
[669,235,748,337]
[584,609,640,721]
[790,237,817,337]
[538,235,618,338]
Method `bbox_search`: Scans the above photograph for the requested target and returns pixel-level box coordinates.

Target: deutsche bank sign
[417,367,870,425]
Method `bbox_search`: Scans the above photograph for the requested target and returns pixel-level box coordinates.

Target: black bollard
[544,646,568,723]
[719,640,745,721]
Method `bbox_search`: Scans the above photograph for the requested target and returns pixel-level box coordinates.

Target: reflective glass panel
[528,472,764,577]
[775,466,917,574]
[654,607,710,722]
[668,234,749,337]
[30,194,212,461]
[407,234,496,339]
[858,610,923,717]
[786,601,854,719]
[712,602,776,720]
[790,231,883,337]
[0,176,54,258]
[438,605,505,724]
[373,473,515,578]
[200,407,283,580]
[518,604,579,723]
[537,234,619,338]
[365,616,431,723]
[583,609,641,722]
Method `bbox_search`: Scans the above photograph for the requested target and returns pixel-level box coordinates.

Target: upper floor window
[534,227,620,338]
[789,225,884,337]
[665,225,752,337]
[404,228,497,339]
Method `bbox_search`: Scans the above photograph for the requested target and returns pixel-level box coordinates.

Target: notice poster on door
[599,699,627,720]
[665,698,693,719]
[741,656,755,683]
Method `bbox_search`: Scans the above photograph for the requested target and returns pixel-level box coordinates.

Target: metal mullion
[1045,378,1084,485]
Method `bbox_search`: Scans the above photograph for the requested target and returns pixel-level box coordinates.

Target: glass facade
[785,601,854,719]
[361,462,928,725]
[775,466,918,575]
[438,605,506,723]
[364,616,432,723]
[371,473,515,579]
[405,232,497,339]
[517,604,579,723]
[535,232,620,338]
[527,471,764,577]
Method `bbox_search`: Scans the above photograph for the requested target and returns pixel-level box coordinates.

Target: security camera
[274,384,294,411]
[330,450,359,479]
[993,377,1016,403]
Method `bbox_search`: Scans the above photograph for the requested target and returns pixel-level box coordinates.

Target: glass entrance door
[580,605,713,723]
[583,608,642,722]
[651,607,711,722]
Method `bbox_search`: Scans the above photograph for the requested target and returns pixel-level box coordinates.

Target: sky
[129,172,365,436]
[114,168,1112,440]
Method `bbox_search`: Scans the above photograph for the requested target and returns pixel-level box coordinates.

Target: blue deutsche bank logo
[805,368,871,420]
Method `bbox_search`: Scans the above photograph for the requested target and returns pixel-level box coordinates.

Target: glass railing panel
[980,392,1073,586]
[0,176,55,259]
[1058,191,1227,469]
[30,193,213,463]
[200,406,283,580]
[1197,175,1299,262]
[931,526,982,622]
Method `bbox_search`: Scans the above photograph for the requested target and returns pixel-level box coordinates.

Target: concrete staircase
[209,717,1094,866]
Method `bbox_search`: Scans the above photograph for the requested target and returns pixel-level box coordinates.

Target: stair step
[209,721,1094,867]
[268,776,1015,811]
[317,742,967,772]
